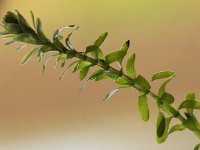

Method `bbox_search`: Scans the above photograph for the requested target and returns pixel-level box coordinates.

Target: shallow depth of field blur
[0,0,200,150]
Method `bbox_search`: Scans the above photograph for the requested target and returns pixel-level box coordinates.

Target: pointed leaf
[156,112,166,138]
[4,23,22,34]
[103,88,119,101]
[120,40,130,52]
[36,18,49,42]
[157,117,172,144]
[184,113,200,131]
[160,92,174,104]
[135,75,151,92]
[179,100,200,110]
[73,60,91,72]
[14,33,38,44]
[85,45,98,54]
[152,70,174,81]
[80,66,90,80]
[105,51,126,64]
[94,32,108,47]
[59,60,80,80]
[20,47,39,64]
[30,10,35,28]
[138,94,149,121]
[168,124,186,135]
[89,69,104,80]
[126,53,136,78]
[158,76,175,97]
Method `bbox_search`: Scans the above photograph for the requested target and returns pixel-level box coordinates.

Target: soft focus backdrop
[0,0,200,150]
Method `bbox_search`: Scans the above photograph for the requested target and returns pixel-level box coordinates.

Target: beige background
[0,0,200,149]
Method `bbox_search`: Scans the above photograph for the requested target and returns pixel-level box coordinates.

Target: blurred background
[0,0,200,149]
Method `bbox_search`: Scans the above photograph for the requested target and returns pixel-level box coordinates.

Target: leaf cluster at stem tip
[0,10,200,150]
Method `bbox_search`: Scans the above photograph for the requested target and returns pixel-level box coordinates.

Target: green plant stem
[70,49,200,140]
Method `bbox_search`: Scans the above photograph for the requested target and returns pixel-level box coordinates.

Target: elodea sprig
[1,10,200,149]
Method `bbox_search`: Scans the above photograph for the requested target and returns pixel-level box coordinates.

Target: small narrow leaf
[185,92,196,100]
[42,53,59,74]
[73,60,91,72]
[36,18,49,42]
[156,112,166,138]
[158,76,175,97]
[14,33,37,44]
[157,117,172,144]
[160,92,174,104]
[126,53,136,78]
[59,60,80,80]
[168,124,186,135]
[20,47,39,64]
[89,69,104,80]
[120,40,130,52]
[5,40,16,45]
[135,75,151,92]
[85,45,98,54]
[179,100,200,110]
[103,88,119,101]
[105,51,126,64]
[94,32,108,47]
[184,113,200,131]
[30,10,35,28]
[80,66,90,80]
[138,94,149,121]
[185,92,196,114]
[16,44,27,51]
[152,70,174,81]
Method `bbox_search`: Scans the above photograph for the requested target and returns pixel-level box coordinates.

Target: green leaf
[19,47,39,64]
[30,10,36,28]
[160,92,174,104]
[85,45,98,54]
[185,92,196,100]
[184,113,200,131]
[4,23,22,34]
[5,40,16,45]
[156,112,166,138]
[157,117,172,144]
[138,94,149,121]
[59,60,80,80]
[36,18,49,42]
[89,69,104,80]
[126,53,136,79]
[158,76,175,97]
[168,124,186,135]
[14,33,38,44]
[152,70,174,81]
[80,66,90,80]
[15,10,36,36]
[194,143,200,150]
[135,75,151,92]
[120,40,130,52]
[179,100,200,110]
[40,45,54,53]
[94,32,108,47]
[185,92,196,114]
[115,77,131,85]
[105,51,126,64]
[103,88,119,101]
[73,60,92,72]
